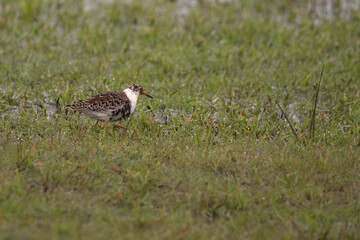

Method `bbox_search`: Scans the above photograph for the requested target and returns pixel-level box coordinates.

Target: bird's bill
[141,92,153,99]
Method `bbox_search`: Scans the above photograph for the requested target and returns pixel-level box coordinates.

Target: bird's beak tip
[142,92,153,99]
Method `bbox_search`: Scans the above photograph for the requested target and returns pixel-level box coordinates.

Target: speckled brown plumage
[67,91,131,122]
[66,84,153,129]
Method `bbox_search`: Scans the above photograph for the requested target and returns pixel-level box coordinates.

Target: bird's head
[128,84,153,98]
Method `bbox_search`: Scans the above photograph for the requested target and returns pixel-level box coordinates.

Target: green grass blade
[310,65,324,141]
[276,102,299,141]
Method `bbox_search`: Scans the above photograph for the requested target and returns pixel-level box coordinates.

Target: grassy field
[0,0,359,239]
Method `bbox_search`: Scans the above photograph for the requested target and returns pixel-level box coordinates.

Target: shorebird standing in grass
[67,84,153,129]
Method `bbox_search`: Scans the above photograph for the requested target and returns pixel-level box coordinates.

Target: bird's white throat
[123,88,140,114]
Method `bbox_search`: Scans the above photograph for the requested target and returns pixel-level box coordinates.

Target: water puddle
[309,0,359,24]
[0,89,58,119]
[83,0,117,12]
[175,0,197,26]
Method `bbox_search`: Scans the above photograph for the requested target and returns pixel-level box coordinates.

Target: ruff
[67,84,153,129]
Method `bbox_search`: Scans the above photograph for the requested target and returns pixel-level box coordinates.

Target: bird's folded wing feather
[68,91,130,112]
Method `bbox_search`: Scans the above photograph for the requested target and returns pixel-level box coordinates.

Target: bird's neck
[123,88,139,114]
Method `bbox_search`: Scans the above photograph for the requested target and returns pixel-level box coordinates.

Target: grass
[0,0,359,239]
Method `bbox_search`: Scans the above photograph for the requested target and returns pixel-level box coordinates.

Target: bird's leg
[94,120,99,129]
[115,124,126,130]
[101,121,108,129]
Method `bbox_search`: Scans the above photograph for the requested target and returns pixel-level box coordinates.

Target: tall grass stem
[276,102,299,141]
[310,65,324,142]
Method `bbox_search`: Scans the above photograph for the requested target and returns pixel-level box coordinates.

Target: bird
[66,84,153,129]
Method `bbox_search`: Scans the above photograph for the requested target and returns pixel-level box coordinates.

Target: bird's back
[67,91,130,112]
[67,91,132,122]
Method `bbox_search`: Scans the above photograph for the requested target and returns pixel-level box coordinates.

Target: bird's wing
[67,91,130,112]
